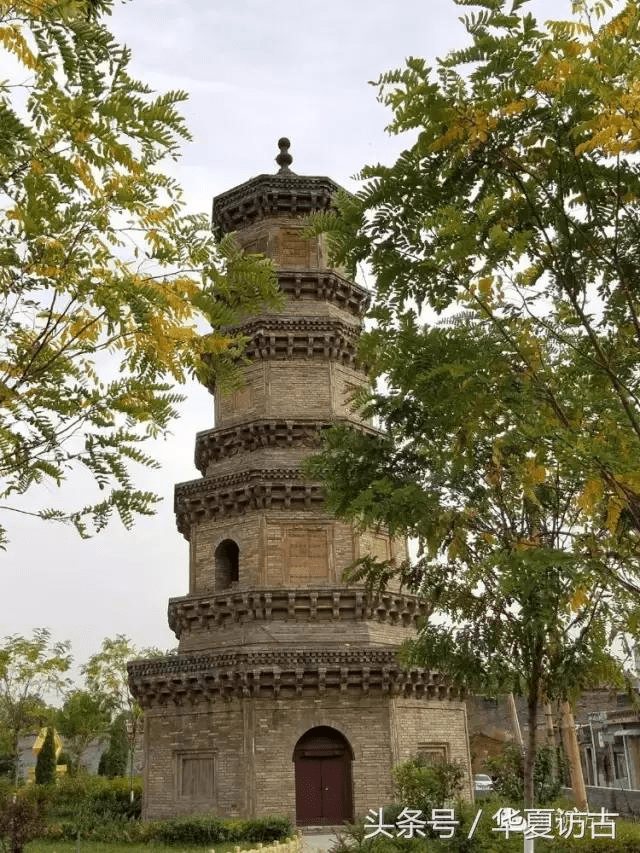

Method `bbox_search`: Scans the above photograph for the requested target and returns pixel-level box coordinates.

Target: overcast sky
[2,0,570,690]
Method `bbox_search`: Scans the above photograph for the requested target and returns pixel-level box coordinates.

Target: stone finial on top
[213,139,341,235]
[275,137,293,173]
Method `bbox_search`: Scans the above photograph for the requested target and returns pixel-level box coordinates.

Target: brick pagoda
[128,140,472,824]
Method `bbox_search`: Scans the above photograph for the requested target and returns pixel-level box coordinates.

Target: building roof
[212,138,345,237]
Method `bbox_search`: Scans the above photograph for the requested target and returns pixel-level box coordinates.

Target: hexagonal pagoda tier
[128,140,472,824]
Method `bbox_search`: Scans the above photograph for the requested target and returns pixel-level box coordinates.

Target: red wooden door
[295,756,323,825]
[294,727,353,826]
[319,757,344,824]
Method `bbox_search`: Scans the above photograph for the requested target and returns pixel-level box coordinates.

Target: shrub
[43,774,142,842]
[551,820,640,853]
[0,784,48,853]
[141,815,228,845]
[381,803,406,827]
[44,819,144,844]
[236,815,292,842]
[412,800,640,853]
[533,744,566,804]
[392,756,465,816]
[34,729,57,787]
[141,814,292,845]
[328,819,405,853]
[484,744,565,805]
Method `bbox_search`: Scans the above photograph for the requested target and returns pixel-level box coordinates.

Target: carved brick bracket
[223,317,360,366]
[193,418,380,474]
[127,647,462,708]
[168,587,426,637]
[212,173,342,236]
[276,269,370,317]
[174,469,324,538]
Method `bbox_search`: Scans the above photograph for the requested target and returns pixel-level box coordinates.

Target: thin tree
[308,319,625,808]
[0,629,70,784]
[55,690,110,775]
[98,714,128,778]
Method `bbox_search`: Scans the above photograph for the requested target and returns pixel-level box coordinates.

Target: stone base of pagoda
[137,687,472,822]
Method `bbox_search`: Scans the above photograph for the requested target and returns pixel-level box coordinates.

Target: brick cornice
[225,316,361,367]
[212,173,342,236]
[127,646,462,707]
[276,269,370,318]
[193,418,380,474]
[174,468,323,538]
[168,587,428,637]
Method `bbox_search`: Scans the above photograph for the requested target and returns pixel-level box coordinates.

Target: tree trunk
[524,639,545,810]
[543,701,557,781]
[524,685,538,809]
[560,701,587,810]
[506,693,524,748]
[11,732,19,786]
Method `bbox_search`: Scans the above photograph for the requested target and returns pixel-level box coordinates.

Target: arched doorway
[293,726,353,826]
[215,539,239,589]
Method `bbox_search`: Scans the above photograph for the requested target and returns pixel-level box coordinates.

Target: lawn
[26,842,264,853]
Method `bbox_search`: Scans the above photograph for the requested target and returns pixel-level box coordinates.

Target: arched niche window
[215,539,239,590]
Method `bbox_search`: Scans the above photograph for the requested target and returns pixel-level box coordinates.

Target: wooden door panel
[320,757,344,824]
[294,727,354,825]
[295,757,322,824]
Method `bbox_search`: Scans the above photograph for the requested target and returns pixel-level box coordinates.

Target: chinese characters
[363,806,618,840]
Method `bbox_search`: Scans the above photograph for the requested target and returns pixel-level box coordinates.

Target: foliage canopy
[0,0,280,545]
[0,629,70,784]
[311,0,640,583]
[82,634,165,783]
[55,689,110,774]
[307,0,640,807]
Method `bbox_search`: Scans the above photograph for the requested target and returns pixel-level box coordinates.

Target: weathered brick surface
[189,511,367,592]
[215,362,371,427]
[391,699,473,800]
[233,217,332,271]
[142,695,471,821]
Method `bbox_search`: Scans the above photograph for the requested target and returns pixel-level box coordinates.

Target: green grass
[26,841,266,853]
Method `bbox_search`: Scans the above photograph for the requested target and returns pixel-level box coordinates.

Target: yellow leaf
[0,25,38,70]
[536,79,560,95]
[605,497,624,532]
[144,207,173,225]
[524,458,546,485]
[478,276,493,297]
[30,264,63,278]
[73,156,97,195]
[429,124,465,152]
[577,478,603,514]
[502,100,528,116]
[570,587,589,611]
